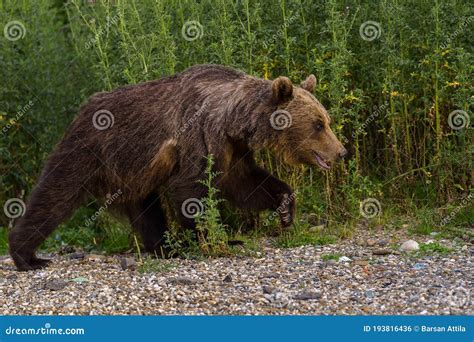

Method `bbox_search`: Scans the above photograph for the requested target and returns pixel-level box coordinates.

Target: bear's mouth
[314,152,331,170]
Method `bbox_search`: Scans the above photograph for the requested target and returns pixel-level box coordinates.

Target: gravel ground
[0,229,472,315]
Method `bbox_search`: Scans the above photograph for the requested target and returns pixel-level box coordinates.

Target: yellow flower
[390,91,399,97]
[344,92,359,103]
[446,81,460,87]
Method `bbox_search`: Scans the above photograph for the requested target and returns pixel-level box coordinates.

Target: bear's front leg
[221,165,296,228]
[276,192,296,228]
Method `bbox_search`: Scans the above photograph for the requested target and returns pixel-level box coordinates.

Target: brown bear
[9,64,347,271]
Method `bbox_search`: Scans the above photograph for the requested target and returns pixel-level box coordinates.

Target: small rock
[365,290,375,298]
[413,263,427,270]
[372,248,391,255]
[400,240,419,252]
[366,239,377,247]
[430,232,439,236]
[120,257,137,271]
[293,291,321,300]
[222,274,232,283]
[338,256,351,263]
[44,279,68,291]
[69,251,85,260]
[354,259,369,266]
[168,277,200,285]
[70,277,88,283]
[86,254,106,262]
[262,285,276,294]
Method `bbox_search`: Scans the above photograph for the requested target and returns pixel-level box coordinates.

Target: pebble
[120,257,137,271]
[222,274,232,283]
[262,285,276,294]
[366,239,377,247]
[353,260,369,266]
[372,248,391,255]
[69,252,86,260]
[0,229,471,315]
[168,277,200,285]
[44,279,68,291]
[400,240,419,252]
[413,263,427,270]
[338,256,351,263]
[86,254,106,262]
[293,291,321,300]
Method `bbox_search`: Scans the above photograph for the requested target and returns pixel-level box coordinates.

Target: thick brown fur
[9,64,346,271]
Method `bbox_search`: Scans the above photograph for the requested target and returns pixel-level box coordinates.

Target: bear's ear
[272,76,293,103]
[300,74,316,92]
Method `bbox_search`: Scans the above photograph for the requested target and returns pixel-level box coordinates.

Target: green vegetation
[417,242,452,256]
[138,257,176,274]
[1,0,472,255]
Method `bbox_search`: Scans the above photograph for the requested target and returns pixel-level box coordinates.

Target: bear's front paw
[278,192,296,228]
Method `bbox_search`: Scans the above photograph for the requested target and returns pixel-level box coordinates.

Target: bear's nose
[338,148,348,160]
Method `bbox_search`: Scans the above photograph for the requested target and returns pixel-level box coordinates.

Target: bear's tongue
[315,153,330,170]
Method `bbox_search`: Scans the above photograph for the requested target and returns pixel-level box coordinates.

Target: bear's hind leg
[9,173,85,271]
[127,193,169,257]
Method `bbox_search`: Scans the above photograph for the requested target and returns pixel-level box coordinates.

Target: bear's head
[266,75,347,170]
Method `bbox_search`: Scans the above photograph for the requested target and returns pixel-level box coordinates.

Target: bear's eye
[313,122,324,132]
